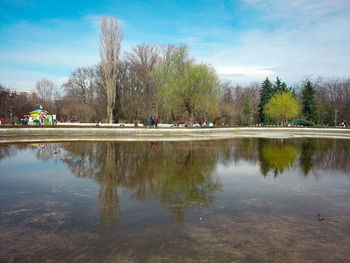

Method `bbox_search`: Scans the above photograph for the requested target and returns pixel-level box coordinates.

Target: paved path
[1,127,350,143]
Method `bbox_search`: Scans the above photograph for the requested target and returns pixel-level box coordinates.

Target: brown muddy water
[0,138,350,263]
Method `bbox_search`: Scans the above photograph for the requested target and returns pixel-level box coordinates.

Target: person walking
[155,117,159,127]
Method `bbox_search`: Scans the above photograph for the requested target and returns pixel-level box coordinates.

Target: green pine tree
[259,77,273,123]
[302,81,317,122]
[273,77,289,93]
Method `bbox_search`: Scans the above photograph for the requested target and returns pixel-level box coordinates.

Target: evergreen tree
[301,80,317,122]
[273,77,282,93]
[273,77,289,93]
[258,77,273,123]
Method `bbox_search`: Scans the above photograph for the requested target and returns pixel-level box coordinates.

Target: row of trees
[255,76,350,126]
[0,16,349,125]
[1,72,348,126]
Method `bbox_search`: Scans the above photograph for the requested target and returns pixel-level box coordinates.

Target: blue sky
[1,0,350,90]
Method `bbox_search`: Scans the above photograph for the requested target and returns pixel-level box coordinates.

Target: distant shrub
[238,123,249,126]
[289,119,314,126]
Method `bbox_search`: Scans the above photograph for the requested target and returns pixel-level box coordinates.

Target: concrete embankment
[0,127,350,143]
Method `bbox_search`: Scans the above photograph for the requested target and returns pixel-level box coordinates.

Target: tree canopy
[264,92,300,124]
[155,46,219,122]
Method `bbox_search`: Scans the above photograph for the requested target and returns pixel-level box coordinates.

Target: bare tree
[0,84,10,120]
[227,83,260,124]
[160,44,178,62]
[63,67,95,105]
[100,16,123,123]
[35,79,54,103]
[218,81,235,125]
[35,78,58,112]
[308,77,350,124]
[124,44,160,120]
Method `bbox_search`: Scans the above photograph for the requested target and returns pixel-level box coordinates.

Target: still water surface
[0,138,350,262]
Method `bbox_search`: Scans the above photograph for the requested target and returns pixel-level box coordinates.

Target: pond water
[0,138,350,263]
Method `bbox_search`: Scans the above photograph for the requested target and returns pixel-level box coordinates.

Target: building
[10,89,35,98]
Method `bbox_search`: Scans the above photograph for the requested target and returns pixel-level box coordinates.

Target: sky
[0,0,350,91]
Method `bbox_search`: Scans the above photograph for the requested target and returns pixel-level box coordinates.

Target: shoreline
[1,127,350,143]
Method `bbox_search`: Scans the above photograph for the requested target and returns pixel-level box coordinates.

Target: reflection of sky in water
[216,158,350,230]
[0,139,350,262]
[0,148,98,195]
[218,159,350,196]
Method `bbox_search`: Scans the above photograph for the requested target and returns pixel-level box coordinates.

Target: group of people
[147,117,159,127]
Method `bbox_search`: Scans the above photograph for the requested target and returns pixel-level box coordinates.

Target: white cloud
[193,0,350,85]
[216,65,276,84]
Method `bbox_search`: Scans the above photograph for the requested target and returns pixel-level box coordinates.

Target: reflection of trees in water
[299,139,317,176]
[56,138,350,231]
[257,138,350,177]
[0,143,44,162]
[124,143,221,222]
[218,138,260,166]
[57,138,350,182]
[311,139,350,175]
[60,141,222,227]
[60,142,122,231]
[97,143,121,232]
[1,138,349,180]
[259,139,298,177]
[0,144,16,162]
[1,138,349,230]
[0,143,59,163]
[60,143,97,178]
[0,142,61,163]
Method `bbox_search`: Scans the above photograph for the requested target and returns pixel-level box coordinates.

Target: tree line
[257,77,350,126]
[0,16,349,125]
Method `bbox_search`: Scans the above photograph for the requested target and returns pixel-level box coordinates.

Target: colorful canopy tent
[29,108,53,125]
